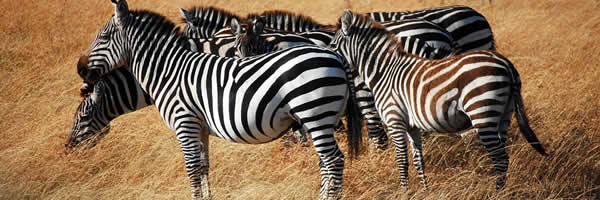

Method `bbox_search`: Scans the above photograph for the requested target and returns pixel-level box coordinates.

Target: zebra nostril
[77,55,90,80]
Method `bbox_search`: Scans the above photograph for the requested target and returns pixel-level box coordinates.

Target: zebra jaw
[66,125,111,152]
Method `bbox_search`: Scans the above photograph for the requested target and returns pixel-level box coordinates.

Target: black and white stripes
[368,5,495,53]
[72,1,362,199]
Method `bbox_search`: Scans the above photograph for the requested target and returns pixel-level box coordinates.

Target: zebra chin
[65,125,111,153]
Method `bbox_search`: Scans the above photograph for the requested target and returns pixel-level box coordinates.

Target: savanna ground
[1,0,599,199]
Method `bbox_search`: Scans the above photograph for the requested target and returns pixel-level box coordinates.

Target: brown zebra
[329,10,547,189]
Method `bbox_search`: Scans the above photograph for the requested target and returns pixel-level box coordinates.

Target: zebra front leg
[176,123,211,199]
[355,80,388,150]
[407,128,427,189]
[387,124,410,187]
[308,127,344,200]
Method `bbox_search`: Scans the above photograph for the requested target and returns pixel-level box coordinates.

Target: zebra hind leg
[176,122,211,199]
[472,117,509,190]
[307,126,344,200]
[407,128,428,189]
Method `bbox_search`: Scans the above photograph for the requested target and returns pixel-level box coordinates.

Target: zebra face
[179,7,240,39]
[66,82,110,151]
[180,8,205,39]
[78,0,130,83]
[329,10,362,71]
[232,18,269,58]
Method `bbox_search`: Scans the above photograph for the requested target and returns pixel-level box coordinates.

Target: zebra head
[232,17,269,58]
[179,7,241,39]
[77,0,131,84]
[66,81,111,151]
[330,10,394,71]
[329,10,356,68]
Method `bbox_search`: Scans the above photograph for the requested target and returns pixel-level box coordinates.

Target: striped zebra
[67,13,311,152]
[67,68,153,149]
[367,5,495,53]
[72,1,362,199]
[329,10,547,189]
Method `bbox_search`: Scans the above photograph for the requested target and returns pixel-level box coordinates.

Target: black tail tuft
[514,92,548,156]
[507,60,547,156]
[343,62,363,159]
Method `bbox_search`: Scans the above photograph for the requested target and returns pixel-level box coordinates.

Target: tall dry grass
[0,0,599,199]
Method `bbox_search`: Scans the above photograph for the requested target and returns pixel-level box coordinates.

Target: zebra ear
[341,9,353,36]
[231,18,243,36]
[179,8,194,23]
[112,0,129,24]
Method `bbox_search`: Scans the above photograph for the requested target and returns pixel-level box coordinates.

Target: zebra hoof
[368,137,388,151]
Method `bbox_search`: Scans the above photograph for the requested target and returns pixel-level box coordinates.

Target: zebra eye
[98,34,110,40]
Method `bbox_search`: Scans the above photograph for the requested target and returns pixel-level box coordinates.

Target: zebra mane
[127,10,189,49]
[341,13,412,57]
[179,6,241,24]
[247,10,325,31]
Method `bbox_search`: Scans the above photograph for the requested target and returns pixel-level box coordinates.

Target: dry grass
[1,0,599,199]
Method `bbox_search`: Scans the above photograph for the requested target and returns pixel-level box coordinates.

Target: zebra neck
[100,85,140,121]
[125,28,191,96]
[354,35,425,88]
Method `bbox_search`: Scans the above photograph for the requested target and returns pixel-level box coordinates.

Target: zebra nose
[80,82,93,97]
[77,55,90,79]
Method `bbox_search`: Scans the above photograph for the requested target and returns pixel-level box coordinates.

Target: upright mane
[128,10,189,49]
[339,12,409,56]
[179,6,241,24]
[247,10,326,31]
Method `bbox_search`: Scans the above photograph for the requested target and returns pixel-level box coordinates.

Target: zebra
[231,16,456,149]
[328,10,547,189]
[72,1,362,199]
[367,5,495,53]
[68,13,313,153]
[67,67,154,149]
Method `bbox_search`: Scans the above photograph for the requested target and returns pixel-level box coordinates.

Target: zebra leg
[355,79,388,150]
[472,118,509,189]
[407,128,427,189]
[294,128,309,146]
[364,111,388,151]
[307,127,344,199]
[176,122,211,199]
[387,124,410,187]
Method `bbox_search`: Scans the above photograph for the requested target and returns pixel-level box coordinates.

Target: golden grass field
[1,0,599,199]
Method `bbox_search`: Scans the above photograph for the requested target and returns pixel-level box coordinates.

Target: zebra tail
[511,66,548,156]
[344,62,363,160]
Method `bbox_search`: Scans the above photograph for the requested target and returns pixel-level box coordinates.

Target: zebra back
[234,18,447,60]
[367,5,495,53]
[247,10,327,32]
[380,19,456,53]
